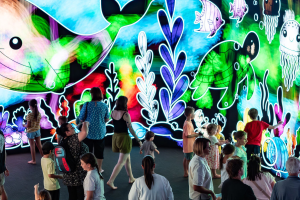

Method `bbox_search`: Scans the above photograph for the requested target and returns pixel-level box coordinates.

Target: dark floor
[5,146,281,200]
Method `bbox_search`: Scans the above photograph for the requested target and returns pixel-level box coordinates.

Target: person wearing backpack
[57,121,89,200]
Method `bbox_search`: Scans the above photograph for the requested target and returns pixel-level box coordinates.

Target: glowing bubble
[243,85,246,90]
[259,21,264,30]
[253,0,257,5]
[254,14,258,21]
[234,62,240,70]
[190,72,195,77]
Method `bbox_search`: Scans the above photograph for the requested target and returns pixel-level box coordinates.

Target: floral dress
[205,135,219,169]
[63,134,89,186]
[233,144,247,179]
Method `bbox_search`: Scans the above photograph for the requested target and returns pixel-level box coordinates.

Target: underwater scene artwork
[1,0,300,178]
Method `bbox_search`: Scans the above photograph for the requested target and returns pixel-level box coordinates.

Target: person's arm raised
[268,121,283,129]
[78,121,89,142]
[123,112,142,147]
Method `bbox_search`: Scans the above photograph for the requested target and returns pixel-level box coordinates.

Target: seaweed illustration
[158,0,189,124]
[136,31,159,125]
[260,70,291,137]
[104,62,120,112]
[58,95,70,118]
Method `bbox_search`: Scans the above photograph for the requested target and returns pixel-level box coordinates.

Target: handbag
[77,102,88,131]
[251,180,271,199]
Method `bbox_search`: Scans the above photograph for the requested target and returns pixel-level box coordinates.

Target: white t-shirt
[128,174,174,200]
[218,160,229,188]
[243,172,274,200]
[208,135,218,145]
[83,169,105,200]
[189,155,213,200]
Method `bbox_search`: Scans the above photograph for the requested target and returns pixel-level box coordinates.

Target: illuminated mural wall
[1,0,300,178]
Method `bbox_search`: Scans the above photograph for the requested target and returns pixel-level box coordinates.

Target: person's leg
[183,157,188,177]
[35,136,44,157]
[28,138,36,164]
[83,138,93,153]
[107,153,130,189]
[253,145,260,157]
[124,154,135,183]
[49,189,60,200]
[0,185,7,200]
[245,145,253,161]
[94,138,105,172]
[76,185,84,200]
[67,186,77,200]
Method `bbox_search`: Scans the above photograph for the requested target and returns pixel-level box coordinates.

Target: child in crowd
[182,107,199,177]
[140,131,160,159]
[215,125,225,154]
[244,108,283,160]
[34,184,52,200]
[233,131,248,179]
[243,155,276,200]
[80,153,105,200]
[218,144,235,188]
[56,116,68,144]
[41,141,62,200]
[24,99,43,164]
[205,124,229,178]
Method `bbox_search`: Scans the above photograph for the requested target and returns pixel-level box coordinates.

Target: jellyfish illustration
[263,0,280,43]
[279,10,300,91]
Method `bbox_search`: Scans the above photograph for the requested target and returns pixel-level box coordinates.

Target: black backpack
[54,136,80,172]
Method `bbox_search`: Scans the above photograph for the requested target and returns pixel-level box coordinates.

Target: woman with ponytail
[128,156,174,200]
[24,99,43,164]
[243,155,275,200]
[80,153,105,200]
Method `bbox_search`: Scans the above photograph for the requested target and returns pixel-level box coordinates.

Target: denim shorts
[184,152,194,160]
[27,130,41,139]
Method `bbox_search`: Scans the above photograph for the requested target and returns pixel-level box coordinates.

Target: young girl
[24,99,43,164]
[205,124,228,178]
[243,155,276,200]
[233,131,248,179]
[218,144,235,188]
[140,131,160,159]
[34,184,51,200]
[80,153,105,200]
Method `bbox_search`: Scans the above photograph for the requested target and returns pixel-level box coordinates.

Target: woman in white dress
[128,156,174,200]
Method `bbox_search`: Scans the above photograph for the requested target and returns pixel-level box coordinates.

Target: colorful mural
[1,0,300,178]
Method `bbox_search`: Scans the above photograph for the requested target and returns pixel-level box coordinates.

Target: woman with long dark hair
[79,87,109,173]
[243,155,276,200]
[23,99,43,164]
[107,96,142,189]
[80,153,105,200]
[128,156,174,200]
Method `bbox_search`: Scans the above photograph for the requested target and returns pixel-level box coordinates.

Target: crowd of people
[1,87,300,200]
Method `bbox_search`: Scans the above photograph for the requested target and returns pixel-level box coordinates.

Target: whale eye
[283,30,287,37]
[297,35,300,42]
[9,37,22,50]
[216,17,219,21]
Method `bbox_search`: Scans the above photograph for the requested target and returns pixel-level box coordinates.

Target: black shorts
[83,138,105,159]
[245,144,260,160]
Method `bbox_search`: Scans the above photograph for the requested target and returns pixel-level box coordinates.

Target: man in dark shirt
[271,157,300,200]
[221,159,256,200]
